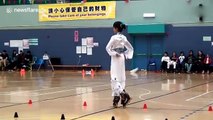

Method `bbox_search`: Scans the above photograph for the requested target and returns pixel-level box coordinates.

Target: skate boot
[113,96,120,108]
[120,91,131,108]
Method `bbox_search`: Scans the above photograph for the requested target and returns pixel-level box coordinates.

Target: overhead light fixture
[143,13,155,18]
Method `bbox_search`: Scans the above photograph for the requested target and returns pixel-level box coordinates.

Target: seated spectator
[6,60,18,71]
[161,52,170,72]
[5,50,18,71]
[24,51,33,70]
[185,50,196,73]
[194,50,205,73]
[25,51,33,65]
[0,53,3,70]
[1,50,9,70]
[11,50,18,62]
[177,51,185,73]
[42,51,50,70]
[168,52,178,72]
[203,54,212,74]
[17,50,25,69]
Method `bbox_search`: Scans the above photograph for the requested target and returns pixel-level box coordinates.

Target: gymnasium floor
[0,70,213,120]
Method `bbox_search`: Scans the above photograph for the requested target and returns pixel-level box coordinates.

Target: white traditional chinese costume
[106,33,134,96]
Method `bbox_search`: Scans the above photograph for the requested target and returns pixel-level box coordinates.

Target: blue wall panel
[165,25,213,57]
[0,28,133,70]
[0,25,213,70]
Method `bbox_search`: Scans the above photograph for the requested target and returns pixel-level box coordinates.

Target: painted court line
[0,84,111,96]
[0,77,170,109]
[179,101,213,120]
[185,90,213,101]
[70,80,213,120]
[139,90,199,108]
[138,88,151,99]
[38,84,110,96]
[148,99,199,108]
[0,77,163,96]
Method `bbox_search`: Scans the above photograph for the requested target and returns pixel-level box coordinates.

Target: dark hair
[189,50,193,54]
[113,21,126,32]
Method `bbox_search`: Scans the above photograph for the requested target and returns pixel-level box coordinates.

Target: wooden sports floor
[0,70,213,120]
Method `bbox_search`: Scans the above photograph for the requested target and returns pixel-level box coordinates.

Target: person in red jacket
[203,54,212,74]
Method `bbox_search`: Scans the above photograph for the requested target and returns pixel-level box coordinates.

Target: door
[149,35,164,69]
[132,35,149,70]
[132,35,164,70]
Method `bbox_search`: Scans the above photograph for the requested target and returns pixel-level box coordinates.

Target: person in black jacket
[11,50,18,62]
[194,50,205,73]
[24,51,33,69]
[17,50,25,69]
[6,50,18,71]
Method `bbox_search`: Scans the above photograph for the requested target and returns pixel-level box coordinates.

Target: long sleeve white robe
[106,33,134,96]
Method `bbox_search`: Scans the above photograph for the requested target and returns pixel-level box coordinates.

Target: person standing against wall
[106,21,134,108]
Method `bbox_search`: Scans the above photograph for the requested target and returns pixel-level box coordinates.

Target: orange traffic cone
[82,69,85,77]
[208,106,212,111]
[83,101,87,107]
[91,69,95,77]
[20,68,26,76]
[143,103,147,109]
[20,68,25,73]
[28,99,32,104]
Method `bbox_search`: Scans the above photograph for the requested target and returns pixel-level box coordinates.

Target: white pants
[167,61,177,69]
[110,54,126,88]
[110,54,126,96]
